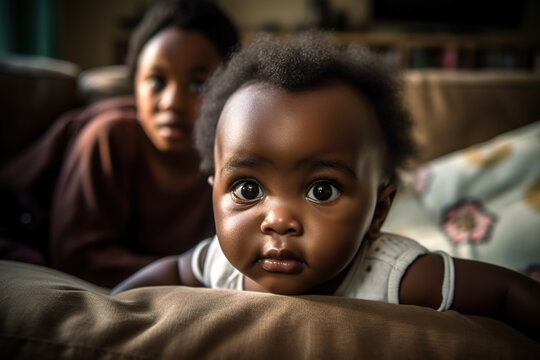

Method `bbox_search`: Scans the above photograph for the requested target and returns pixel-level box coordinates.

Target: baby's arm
[110,248,202,295]
[400,254,540,342]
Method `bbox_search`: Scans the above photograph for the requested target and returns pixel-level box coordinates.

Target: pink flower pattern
[412,167,431,196]
[441,199,497,244]
[401,167,432,196]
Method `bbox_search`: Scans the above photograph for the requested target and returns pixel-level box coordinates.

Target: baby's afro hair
[195,31,416,180]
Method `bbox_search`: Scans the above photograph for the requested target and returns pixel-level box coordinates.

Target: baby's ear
[207,176,214,186]
[378,183,397,207]
[367,183,397,237]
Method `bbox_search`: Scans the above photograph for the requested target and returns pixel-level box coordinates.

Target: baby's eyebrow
[220,156,269,175]
[300,159,358,180]
[220,157,357,179]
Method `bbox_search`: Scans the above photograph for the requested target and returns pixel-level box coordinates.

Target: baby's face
[212,82,389,295]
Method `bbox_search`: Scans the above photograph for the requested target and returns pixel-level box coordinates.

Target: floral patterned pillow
[383,121,540,279]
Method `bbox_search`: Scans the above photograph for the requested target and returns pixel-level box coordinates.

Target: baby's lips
[259,257,304,274]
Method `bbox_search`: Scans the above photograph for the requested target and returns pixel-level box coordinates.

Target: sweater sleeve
[50,111,156,288]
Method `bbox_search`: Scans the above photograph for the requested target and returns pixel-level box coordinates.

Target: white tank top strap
[433,250,455,311]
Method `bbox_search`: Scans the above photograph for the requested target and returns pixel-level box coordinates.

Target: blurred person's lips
[156,116,192,139]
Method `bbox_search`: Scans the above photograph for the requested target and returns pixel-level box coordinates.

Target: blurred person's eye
[147,75,166,92]
[188,78,206,94]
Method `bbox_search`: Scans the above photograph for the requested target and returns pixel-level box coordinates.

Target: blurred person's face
[211,82,395,295]
[136,27,222,153]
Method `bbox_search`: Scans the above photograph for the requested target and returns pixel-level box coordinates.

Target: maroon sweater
[1,96,215,287]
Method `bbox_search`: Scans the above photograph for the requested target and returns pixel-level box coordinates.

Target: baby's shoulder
[366,232,428,262]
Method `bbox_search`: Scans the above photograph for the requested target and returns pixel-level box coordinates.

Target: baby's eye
[232,180,264,201]
[306,181,340,203]
[147,75,166,92]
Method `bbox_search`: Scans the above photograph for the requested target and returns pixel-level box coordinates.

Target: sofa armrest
[0,55,81,166]
[77,65,132,105]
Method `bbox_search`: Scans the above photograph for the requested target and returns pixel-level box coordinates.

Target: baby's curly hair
[195,31,416,180]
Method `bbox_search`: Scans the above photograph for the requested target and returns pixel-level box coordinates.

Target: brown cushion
[1,261,537,359]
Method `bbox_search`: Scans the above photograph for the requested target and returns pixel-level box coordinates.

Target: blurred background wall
[0,0,539,70]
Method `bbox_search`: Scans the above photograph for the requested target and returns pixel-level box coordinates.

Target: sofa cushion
[0,260,538,359]
[383,121,540,278]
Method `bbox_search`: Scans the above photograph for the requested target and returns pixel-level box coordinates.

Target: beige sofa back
[2,58,540,167]
[404,70,540,163]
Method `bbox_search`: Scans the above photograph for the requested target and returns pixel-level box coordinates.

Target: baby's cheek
[213,193,231,227]
[321,238,359,274]
[215,197,247,234]
[312,221,365,276]
[217,208,259,265]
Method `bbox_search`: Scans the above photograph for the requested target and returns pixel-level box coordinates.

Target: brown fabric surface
[404,70,540,163]
[1,261,537,359]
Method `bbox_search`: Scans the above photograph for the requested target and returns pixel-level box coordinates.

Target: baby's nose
[260,205,303,236]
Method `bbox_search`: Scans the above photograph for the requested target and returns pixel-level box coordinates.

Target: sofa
[0,55,131,167]
[383,70,540,279]
[1,55,540,358]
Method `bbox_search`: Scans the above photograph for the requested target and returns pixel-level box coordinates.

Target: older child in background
[0,0,238,287]
[112,32,539,342]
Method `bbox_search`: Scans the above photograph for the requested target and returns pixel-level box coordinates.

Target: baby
[112,32,539,342]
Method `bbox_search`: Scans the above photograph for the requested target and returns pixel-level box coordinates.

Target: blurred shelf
[242,30,540,71]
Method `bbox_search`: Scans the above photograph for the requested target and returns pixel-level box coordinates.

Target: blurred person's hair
[126,0,239,82]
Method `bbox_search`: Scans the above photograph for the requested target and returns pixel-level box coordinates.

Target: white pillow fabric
[383,121,540,279]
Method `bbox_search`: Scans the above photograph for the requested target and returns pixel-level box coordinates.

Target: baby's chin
[245,268,347,295]
[262,287,306,296]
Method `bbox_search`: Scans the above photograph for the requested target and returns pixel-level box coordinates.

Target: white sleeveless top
[190,233,455,311]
